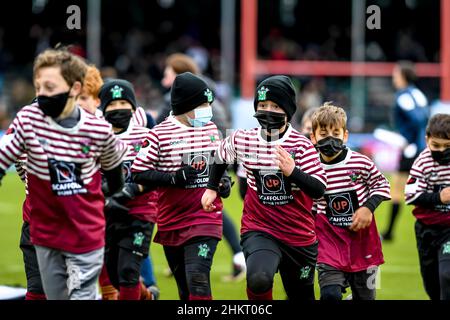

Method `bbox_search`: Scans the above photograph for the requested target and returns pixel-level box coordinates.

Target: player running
[202,75,327,300]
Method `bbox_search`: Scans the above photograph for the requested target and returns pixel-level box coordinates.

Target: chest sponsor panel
[48,159,87,196]
[252,169,293,206]
[182,151,213,189]
[324,190,359,227]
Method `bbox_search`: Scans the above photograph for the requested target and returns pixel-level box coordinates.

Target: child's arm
[275,145,326,199]
[203,133,238,211]
[403,159,448,207]
[0,116,26,184]
[350,161,391,232]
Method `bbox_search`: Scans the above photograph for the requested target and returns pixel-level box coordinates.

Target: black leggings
[415,221,450,300]
[242,231,317,300]
[164,236,218,300]
[105,246,144,289]
[104,215,152,289]
[20,222,45,295]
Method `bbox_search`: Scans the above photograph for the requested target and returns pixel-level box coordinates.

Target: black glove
[0,169,5,186]
[218,176,234,198]
[101,180,109,196]
[104,197,129,215]
[112,183,141,204]
[171,165,198,187]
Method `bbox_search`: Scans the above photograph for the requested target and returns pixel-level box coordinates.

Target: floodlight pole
[350,0,366,131]
[220,0,236,108]
[87,0,101,66]
[441,0,450,100]
[241,0,257,99]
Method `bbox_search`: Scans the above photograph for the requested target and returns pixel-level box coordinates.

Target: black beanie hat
[99,79,137,111]
[253,75,297,121]
[171,72,214,115]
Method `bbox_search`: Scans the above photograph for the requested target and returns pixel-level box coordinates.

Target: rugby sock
[246,287,273,300]
[189,294,212,300]
[99,265,118,300]
[119,284,140,300]
[25,291,46,300]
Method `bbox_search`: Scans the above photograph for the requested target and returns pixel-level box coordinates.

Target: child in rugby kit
[77,65,152,130]
[132,72,231,300]
[98,79,158,300]
[202,75,327,300]
[405,113,450,300]
[0,49,127,300]
[12,65,105,301]
[310,103,391,300]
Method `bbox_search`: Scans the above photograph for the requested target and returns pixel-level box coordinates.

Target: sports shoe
[140,282,160,300]
[148,285,160,300]
[163,267,173,277]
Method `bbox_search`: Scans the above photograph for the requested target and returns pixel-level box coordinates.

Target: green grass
[0,173,428,299]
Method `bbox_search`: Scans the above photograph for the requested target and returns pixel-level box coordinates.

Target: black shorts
[19,221,45,294]
[398,153,416,173]
[241,231,318,278]
[105,213,153,256]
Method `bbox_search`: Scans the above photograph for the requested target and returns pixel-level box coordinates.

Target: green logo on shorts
[133,232,145,247]
[443,242,450,255]
[257,86,269,101]
[198,244,210,258]
[299,266,311,280]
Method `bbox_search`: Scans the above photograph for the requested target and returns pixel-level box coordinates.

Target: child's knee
[247,272,273,294]
[320,285,343,300]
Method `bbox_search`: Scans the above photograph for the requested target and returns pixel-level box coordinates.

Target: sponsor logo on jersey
[48,159,86,196]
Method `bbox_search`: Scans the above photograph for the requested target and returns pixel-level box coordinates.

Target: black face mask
[254,110,286,131]
[104,109,133,130]
[316,136,346,157]
[37,91,71,118]
[431,148,450,165]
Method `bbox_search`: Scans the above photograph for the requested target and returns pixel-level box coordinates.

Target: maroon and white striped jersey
[133,107,148,128]
[405,148,450,226]
[0,104,127,253]
[15,154,30,222]
[116,123,157,223]
[314,149,391,272]
[217,125,327,247]
[131,115,223,234]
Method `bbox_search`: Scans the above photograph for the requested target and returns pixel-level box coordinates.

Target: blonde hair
[311,102,347,132]
[33,48,87,87]
[83,65,104,98]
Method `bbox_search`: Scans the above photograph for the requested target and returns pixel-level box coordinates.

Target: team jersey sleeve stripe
[217,131,237,164]
[100,132,127,171]
[404,160,427,204]
[131,131,160,172]
[0,117,26,170]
